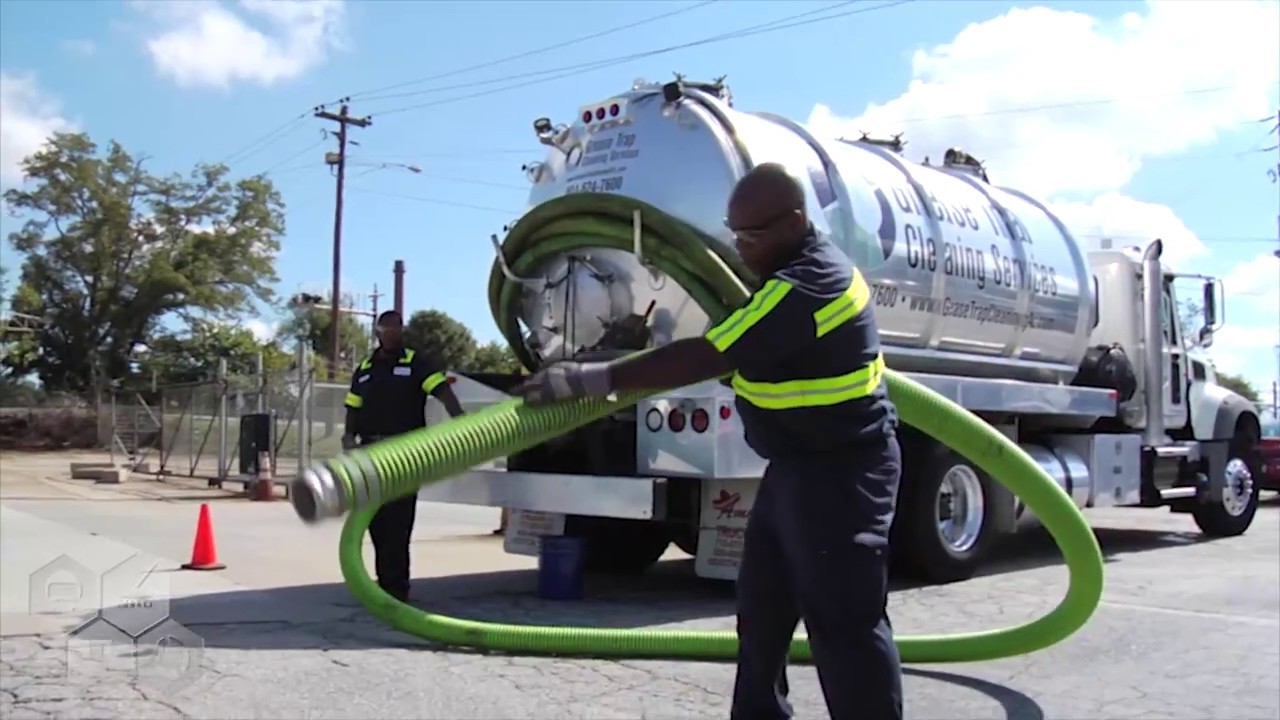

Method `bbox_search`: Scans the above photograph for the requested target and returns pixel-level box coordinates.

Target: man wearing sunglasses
[343,310,467,603]
[518,163,903,720]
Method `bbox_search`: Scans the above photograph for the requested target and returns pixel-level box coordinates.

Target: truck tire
[566,517,671,575]
[1192,424,1260,537]
[894,445,998,584]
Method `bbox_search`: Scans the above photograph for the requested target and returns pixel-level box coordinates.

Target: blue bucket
[537,536,585,601]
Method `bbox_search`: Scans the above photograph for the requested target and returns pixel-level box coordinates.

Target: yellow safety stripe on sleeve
[731,354,885,410]
[421,371,447,394]
[813,269,871,338]
[704,279,793,352]
[344,392,364,409]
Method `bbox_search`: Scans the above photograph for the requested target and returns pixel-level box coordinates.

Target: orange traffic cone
[181,503,226,571]
[251,451,275,502]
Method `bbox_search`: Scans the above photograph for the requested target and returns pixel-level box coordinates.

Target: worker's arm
[342,365,368,449]
[420,362,466,418]
[611,278,813,391]
[520,279,813,405]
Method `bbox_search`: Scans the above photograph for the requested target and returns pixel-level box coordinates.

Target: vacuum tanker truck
[421,76,1262,584]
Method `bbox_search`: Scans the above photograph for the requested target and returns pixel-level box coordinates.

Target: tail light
[719,405,732,420]
[691,408,709,433]
[667,408,686,433]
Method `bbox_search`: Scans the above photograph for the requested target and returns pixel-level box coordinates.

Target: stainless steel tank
[509,78,1094,385]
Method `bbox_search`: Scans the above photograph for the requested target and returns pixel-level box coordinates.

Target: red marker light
[691,408,709,433]
[719,405,732,420]
[609,103,620,117]
[668,409,686,433]
[595,107,606,120]
[582,111,593,123]
[447,375,457,384]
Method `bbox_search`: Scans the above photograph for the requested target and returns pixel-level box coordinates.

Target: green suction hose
[295,193,1105,664]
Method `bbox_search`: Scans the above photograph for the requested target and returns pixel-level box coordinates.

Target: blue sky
[1,0,1277,401]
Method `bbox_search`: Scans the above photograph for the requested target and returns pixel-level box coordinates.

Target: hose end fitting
[291,463,345,524]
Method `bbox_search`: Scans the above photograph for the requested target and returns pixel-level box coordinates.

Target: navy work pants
[730,440,903,720]
[361,436,417,601]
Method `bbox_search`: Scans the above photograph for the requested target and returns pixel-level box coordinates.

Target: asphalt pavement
[1,451,1277,720]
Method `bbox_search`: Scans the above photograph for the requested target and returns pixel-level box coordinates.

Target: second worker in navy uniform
[517,163,904,720]
[342,310,467,603]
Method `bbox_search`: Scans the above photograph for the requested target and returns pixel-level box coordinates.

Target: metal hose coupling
[290,449,385,524]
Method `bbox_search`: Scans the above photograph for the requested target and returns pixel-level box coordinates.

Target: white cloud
[805,0,1279,397]
[1049,192,1211,269]
[0,73,75,186]
[807,1,1279,199]
[59,39,97,57]
[244,318,277,342]
[1208,252,1278,388]
[139,0,346,90]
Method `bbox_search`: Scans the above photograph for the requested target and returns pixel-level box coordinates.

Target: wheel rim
[1221,457,1254,517]
[936,465,985,554]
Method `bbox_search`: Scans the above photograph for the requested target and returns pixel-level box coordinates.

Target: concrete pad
[68,463,114,480]
[92,468,130,485]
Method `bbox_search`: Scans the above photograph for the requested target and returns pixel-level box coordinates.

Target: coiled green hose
[309,194,1105,664]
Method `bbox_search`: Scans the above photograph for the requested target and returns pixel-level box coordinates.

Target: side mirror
[1198,325,1214,349]
[1202,281,1218,329]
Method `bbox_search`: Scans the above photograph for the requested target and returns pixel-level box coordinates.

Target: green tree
[403,309,478,370]
[470,340,524,373]
[2,132,284,394]
[1215,370,1260,404]
[137,320,289,385]
[277,304,370,378]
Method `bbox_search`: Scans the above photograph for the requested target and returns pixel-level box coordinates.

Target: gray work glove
[518,361,613,406]
[341,433,357,451]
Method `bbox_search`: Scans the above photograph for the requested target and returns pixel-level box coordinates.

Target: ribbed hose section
[313,193,1105,664]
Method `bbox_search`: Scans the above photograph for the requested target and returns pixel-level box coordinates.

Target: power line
[345,185,521,216]
[257,130,331,176]
[337,0,722,104]
[357,0,862,106]
[218,113,311,168]
[362,1,903,115]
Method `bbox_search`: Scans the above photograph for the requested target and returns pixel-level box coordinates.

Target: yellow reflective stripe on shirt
[421,371,447,394]
[813,269,871,338]
[731,354,885,410]
[362,348,416,369]
[344,392,363,409]
[705,279,793,352]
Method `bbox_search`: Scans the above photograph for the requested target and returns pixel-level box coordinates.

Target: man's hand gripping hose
[289,194,1105,664]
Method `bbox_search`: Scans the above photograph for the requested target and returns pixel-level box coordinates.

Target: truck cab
[1088,246,1260,533]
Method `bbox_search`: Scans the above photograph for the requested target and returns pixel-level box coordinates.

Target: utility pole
[315,102,371,380]
[369,283,384,343]
[1270,109,1279,421]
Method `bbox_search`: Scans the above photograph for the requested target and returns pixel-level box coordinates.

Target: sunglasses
[724,208,800,243]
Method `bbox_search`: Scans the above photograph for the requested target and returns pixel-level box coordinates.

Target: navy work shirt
[345,347,448,438]
[706,229,899,458]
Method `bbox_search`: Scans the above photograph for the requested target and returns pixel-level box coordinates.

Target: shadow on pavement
[906,668,1045,720]
[174,522,1215,653]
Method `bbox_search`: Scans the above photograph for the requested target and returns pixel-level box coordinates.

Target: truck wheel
[566,517,671,575]
[895,446,998,584]
[1192,425,1260,537]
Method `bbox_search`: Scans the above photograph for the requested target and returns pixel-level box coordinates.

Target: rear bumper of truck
[416,468,665,520]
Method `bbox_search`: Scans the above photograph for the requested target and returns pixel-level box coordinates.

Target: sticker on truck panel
[503,510,566,556]
[695,480,758,580]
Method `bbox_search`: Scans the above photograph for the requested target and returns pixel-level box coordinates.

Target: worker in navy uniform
[518,163,903,720]
[343,310,466,602]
